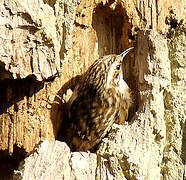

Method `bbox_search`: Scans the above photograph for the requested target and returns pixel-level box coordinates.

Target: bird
[65,47,133,151]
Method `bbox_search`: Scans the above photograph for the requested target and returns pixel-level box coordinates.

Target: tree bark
[0,0,185,179]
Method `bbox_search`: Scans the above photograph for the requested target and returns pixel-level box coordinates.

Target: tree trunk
[0,0,185,179]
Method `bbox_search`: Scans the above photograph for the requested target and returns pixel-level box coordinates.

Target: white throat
[106,71,129,94]
[116,73,129,94]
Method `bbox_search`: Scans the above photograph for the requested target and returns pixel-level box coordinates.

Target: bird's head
[84,47,133,94]
[105,47,133,93]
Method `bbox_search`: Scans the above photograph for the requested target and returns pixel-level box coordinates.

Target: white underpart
[117,73,129,94]
[107,66,129,95]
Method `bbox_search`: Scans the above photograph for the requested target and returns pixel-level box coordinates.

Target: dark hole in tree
[92,3,125,56]
[92,2,138,119]
[56,2,138,152]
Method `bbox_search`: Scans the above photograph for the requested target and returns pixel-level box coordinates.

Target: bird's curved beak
[120,47,134,59]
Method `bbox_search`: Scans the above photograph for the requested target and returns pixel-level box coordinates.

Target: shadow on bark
[50,75,81,149]
[181,121,186,164]
[0,145,26,180]
[0,76,44,115]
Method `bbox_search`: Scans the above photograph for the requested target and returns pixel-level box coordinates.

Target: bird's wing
[67,87,117,151]
[67,84,96,129]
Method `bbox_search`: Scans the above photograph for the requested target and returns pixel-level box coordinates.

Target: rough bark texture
[0,0,185,179]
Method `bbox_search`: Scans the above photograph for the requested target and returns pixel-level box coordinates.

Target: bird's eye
[116,64,120,70]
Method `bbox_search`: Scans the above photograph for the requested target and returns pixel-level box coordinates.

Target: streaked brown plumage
[66,47,133,151]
